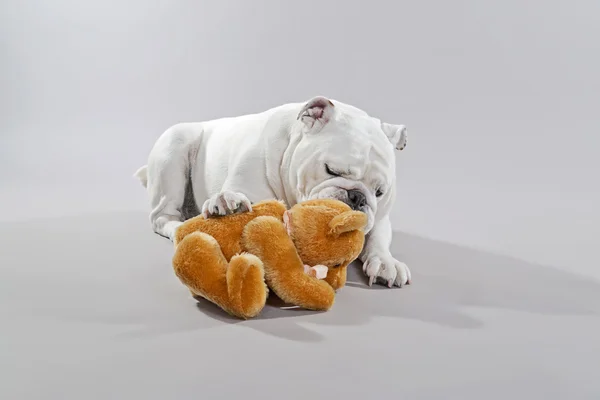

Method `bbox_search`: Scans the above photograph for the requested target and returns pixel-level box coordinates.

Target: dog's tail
[133,165,148,188]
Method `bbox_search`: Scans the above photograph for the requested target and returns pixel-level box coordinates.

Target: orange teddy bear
[172,199,367,319]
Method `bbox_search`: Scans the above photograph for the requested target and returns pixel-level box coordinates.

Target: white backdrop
[2,0,599,277]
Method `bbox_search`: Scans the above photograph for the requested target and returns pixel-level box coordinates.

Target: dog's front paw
[363,254,411,288]
[201,191,252,218]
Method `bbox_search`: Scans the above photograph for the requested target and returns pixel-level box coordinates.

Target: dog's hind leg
[141,125,198,241]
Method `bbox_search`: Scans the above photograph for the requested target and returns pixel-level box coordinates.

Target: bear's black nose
[347,190,366,210]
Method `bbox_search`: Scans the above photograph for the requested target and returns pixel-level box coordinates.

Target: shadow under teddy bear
[191,232,600,342]
[3,211,599,343]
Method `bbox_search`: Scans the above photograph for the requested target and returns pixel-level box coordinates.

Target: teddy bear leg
[226,253,269,319]
[173,232,267,319]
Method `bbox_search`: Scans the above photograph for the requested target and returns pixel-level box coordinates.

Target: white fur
[135,96,411,287]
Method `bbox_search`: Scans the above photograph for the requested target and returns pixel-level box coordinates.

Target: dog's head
[287,96,407,233]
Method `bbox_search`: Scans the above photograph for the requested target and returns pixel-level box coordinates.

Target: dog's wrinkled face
[288,96,407,233]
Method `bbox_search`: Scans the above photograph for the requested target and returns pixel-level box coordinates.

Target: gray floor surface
[1,211,599,399]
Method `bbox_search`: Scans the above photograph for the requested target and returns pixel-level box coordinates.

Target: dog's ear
[297,96,335,133]
[381,122,407,151]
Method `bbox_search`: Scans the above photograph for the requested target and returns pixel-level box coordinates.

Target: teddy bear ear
[328,211,368,237]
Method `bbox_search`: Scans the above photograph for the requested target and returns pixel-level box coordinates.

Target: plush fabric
[171,199,367,319]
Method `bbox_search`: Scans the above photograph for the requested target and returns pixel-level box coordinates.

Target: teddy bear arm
[324,265,347,290]
[242,216,335,311]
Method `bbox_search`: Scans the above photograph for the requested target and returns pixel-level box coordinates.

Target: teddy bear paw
[304,264,328,280]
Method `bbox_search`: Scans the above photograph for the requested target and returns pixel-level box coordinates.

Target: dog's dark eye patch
[376,188,384,197]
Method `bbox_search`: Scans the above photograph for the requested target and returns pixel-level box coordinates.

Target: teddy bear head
[283,199,367,289]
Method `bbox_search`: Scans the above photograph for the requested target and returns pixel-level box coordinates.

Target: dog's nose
[347,190,366,210]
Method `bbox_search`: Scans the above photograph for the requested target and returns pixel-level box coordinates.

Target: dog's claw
[201,191,252,218]
[364,255,411,289]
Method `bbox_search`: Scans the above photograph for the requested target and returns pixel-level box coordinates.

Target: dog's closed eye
[325,163,340,177]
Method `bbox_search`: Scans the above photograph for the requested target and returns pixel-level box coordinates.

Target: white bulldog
[134,96,411,287]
